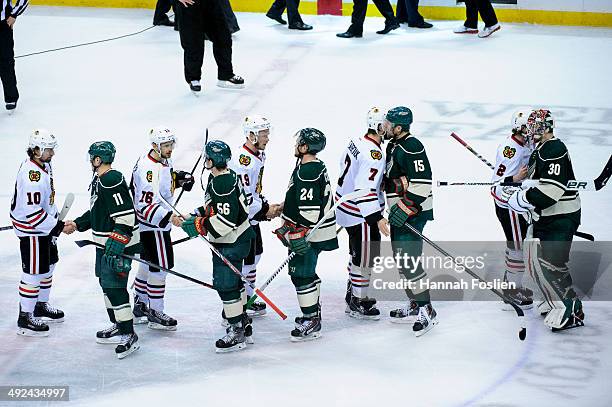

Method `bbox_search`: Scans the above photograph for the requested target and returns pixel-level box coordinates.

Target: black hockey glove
[173,170,195,191]
[253,197,271,222]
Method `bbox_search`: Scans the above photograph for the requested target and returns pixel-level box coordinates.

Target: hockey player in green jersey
[180,140,255,353]
[506,109,584,331]
[382,106,437,336]
[67,141,141,359]
[274,128,338,342]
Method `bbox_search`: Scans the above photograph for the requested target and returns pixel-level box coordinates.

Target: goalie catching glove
[274,223,310,255]
[173,170,195,192]
[388,198,420,227]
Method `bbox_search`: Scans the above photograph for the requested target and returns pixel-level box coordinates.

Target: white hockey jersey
[10,159,60,237]
[491,134,533,207]
[228,143,266,225]
[335,134,386,228]
[131,152,174,232]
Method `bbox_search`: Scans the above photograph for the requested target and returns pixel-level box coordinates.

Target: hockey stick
[173,129,207,206]
[75,239,215,289]
[450,132,496,170]
[246,190,365,308]
[401,222,527,341]
[158,195,288,320]
[1,193,75,232]
[438,153,612,192]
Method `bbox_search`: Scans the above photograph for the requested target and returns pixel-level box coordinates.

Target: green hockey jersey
[198,169,254,245]
[384,135,433,220]
[75,169,140,254]
[281,160,338,251]
[525,137,581,223]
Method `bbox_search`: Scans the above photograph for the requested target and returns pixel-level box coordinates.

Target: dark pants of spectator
[153,0,174,24]
[396,0,425,25]
[267,0,304,26]
[463,0,498,28]
[349,0,397,34]
[220,0,240,33]
[178,0,234,83]
[0,21,19,104]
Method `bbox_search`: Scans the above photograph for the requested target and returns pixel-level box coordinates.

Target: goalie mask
[527,109,555,143]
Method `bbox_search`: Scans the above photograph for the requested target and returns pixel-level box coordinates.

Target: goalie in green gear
[181,140,255,353]
[72,141,141,359]
[506,109,584,331]
[275,128,338,342]
[383,106,438,337]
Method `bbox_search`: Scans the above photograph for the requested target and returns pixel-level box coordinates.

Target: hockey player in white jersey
[335,107,390,319]
[491,110,534,309]
[10,130,70,336]
[228,115,281,317]
[131,127,194,330]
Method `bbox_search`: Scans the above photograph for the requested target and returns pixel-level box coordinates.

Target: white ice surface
[0,7,611,407]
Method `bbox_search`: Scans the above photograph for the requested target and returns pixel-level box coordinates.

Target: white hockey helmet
[510,109,530,135]
[243,115,271,142]
[29,129,58,151]
[367,107,387,134]
[149,126,177,147]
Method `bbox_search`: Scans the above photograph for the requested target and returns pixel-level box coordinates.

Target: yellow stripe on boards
[29,0,612,27]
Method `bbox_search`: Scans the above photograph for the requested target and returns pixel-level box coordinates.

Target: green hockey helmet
[385,106,413,133]
[294,127,326,154]
[88,141,116,164]
[205,140,232,168]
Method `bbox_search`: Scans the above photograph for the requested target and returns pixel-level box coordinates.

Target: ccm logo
[567,181,587,189]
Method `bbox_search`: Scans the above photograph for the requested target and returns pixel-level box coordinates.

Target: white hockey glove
[497,186,521,207]
[507,189,539,223]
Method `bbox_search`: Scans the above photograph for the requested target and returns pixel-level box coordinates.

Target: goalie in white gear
[10,130,67,336]
[130,126,195,330]
[491,110,534,310]
[227,115,281,317]
[335,107,390,320]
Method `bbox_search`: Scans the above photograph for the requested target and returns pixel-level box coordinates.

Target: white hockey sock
[37,265,55,303]
[19,272,47,313]
[134,263,149,302]
[147,271,167,312]
[504,248,525,288]
[350,265,369,299]
[242,254,260,297]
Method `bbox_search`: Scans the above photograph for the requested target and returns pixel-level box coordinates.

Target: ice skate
[215,323,247,353]
[502,287,534,311]
[147,309,177,331]
[115,333,140,359]
[33,302,65,323]
[389,300,419,324]
[132,296,149,324]
[96,324,122,344]
[413,304,438,337]
[17,309,49,337]
[347,296,380,320]
[290,316,321,342]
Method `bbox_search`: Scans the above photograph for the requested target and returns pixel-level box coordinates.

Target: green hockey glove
[389,198,420,227]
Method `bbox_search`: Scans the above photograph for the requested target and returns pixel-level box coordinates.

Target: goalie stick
[159,195,288,320]
[402,222,527,341]
[246,190,364,308]
[75,239,214,289]
[1,192,75,232]
[438,153,611,191]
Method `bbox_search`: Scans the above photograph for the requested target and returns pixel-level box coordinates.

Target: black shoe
[288,22,313,31]
[34,302,64,323]
[189,80,202,92]
[153,17,174,27]
[376,22,400,35]
[17,309,49,337]
[336,30,362,38]
[408,21,433,29]
[96,324,121,344]
[266,12,287,25]
[115,333,140,359]
[217,75,245,89]
[6,102,16,113]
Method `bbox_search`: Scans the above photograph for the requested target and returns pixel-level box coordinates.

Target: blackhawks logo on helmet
[239,154,251,166]
[503,146,516,159]
[29,170,41,182]
[370,150,382,160]
[146,170,153,183]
